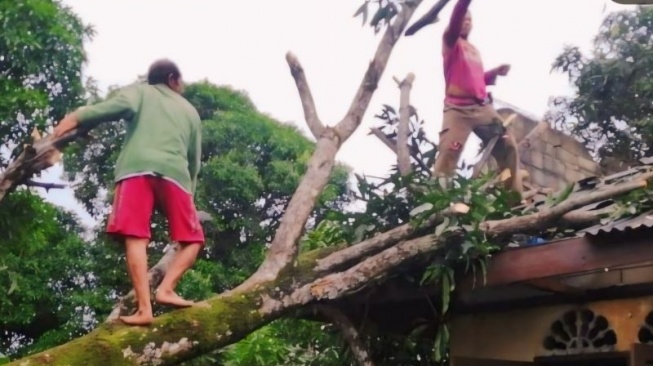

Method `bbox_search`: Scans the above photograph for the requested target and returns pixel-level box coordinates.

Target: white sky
[40,0,632,228]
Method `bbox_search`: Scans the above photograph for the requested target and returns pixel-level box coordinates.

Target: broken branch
[0,126,90,203]
[397,73,415,176]
[483,174,653,236]
[25,179,66,191]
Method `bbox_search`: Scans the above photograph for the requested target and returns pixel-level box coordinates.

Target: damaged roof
[527,157,653,239]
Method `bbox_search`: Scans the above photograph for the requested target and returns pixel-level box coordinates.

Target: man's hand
[52,114,79,138]
[495,64,511,76]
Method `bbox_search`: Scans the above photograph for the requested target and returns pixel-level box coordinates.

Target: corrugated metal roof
[522,160,653,239]
[578,210,653,236]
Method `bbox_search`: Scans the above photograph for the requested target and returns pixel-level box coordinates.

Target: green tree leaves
[549,6,653,167]
[0,0,92,166]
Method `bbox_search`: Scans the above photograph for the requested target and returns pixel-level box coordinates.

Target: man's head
[147,59,184,93]
[460,11,472,38]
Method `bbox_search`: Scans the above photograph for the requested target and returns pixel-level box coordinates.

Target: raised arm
[443,0,472,47]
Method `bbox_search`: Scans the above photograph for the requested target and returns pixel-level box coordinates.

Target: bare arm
[443,0,472,47]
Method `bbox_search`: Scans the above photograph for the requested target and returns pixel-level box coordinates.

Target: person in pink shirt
[432,0,523,197]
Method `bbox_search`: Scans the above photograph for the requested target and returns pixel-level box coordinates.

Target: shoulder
[178,96,201,124]
[118,83,147,96]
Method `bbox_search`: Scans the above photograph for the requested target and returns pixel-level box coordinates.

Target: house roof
[523,157,653,241]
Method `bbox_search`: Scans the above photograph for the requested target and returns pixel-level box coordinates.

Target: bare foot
[120,310,153,326]
[155,289,195,308]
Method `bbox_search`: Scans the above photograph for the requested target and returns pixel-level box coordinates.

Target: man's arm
[484,69,498,86]
[484,64,510,86]
[188,121,202,196]
[443,0,472,47]
[52,85,142,137]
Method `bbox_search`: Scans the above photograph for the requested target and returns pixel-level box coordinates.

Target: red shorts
[107,175,205,244]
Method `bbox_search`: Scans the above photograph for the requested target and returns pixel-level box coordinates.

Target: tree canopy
[549,5,653,171]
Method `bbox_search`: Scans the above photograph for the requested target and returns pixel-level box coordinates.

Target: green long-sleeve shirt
[75,83,202,195]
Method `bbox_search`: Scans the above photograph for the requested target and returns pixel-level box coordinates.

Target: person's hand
[52,114,78,138]
[496,64,511,76]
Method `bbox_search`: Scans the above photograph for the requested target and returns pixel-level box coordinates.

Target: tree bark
[396,73,415,176]
[232,0,423,293]
[9,167,651,365]
[0,128,82,203]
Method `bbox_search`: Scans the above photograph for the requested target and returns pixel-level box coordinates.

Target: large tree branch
[335,1,421,143]
[234,2,423,291]
[483,173,653,236]
[237,128,342,290]
[315,203,469,274]
[286,52,325,139]
[396,73,415,176]
[10,167,652,365]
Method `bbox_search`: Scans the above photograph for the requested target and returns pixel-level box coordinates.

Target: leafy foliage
[0,191,96,358]
[548,6,653,167]
[0,0,92,166]
[353,0,418,33]
[0,0,97,357]
[219,319,347,366]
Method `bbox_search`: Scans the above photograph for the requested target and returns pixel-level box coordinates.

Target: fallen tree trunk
[10,170,652,365]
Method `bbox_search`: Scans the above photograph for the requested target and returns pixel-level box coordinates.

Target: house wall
[479,108,602,192]
[450,295,653,363]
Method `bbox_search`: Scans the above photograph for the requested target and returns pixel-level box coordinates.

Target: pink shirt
[442,0,497,106]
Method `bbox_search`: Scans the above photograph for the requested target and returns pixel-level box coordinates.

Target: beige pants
[432,103,523,197]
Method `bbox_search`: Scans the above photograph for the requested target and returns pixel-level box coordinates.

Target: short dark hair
[147,59,181,86]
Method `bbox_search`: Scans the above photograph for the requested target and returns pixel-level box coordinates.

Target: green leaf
[433,327,443,361]
[7,271,18,295]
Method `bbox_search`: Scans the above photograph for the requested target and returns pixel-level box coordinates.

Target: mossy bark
[8,291,274,366]
[8,248,334,366]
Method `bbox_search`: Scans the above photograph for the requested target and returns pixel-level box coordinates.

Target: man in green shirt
[53,59,204,326]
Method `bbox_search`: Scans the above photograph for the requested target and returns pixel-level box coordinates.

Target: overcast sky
[40,0,632,228]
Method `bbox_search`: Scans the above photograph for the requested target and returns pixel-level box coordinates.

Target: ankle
[137,304,153,314]
[156,287,174,295]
